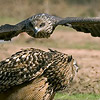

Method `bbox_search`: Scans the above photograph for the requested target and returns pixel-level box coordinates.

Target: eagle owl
[0,48,78,100]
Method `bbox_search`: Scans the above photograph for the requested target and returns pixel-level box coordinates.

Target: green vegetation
[0,0,99,24]
[54,93,100,100]
[0,16,22,24]
[14,34,100,50]
[67,42,100,50]
[0,0,99,21]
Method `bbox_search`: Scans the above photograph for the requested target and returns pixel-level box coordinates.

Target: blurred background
[0,0,100,24]
[0,0,100,100]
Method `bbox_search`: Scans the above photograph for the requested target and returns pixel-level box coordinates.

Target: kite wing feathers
[57,17,100,37]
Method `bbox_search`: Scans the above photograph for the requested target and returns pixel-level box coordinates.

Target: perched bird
[0,48,78,100]
[1,13,100,41]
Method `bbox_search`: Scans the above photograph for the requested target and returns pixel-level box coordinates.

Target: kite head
[28,13,54,38]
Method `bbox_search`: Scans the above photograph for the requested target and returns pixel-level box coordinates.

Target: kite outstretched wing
[57,17,100,37]
[0,24,22,41]
[0,18,35,41]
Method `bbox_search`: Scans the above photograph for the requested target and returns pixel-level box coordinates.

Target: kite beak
[28,26,41,36]
[27,21,41,35]
[34,27,41,35]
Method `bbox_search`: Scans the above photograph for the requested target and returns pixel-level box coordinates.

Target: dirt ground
[63,49,100,94]
[0,30,100,94]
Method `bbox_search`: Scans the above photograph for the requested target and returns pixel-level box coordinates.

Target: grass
[0,16,22,24]
[54,93,100,100]
[66,42,100,50]
[17,38,100,50]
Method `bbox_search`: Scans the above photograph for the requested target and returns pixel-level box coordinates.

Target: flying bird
[1,13,100,41]
[0,48,78,100]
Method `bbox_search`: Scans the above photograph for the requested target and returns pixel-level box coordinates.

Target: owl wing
[57,17,100,37]
[0,62,45,93]
[0,48,47,92]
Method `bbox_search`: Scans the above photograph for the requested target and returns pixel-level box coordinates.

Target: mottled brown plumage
[0,48,78,100]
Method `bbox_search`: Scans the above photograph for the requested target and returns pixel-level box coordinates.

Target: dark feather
[0,24,21,41]
[57,17,100,37]
[0,18,35,41]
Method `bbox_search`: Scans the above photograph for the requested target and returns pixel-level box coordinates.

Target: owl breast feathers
[0,48,78,100]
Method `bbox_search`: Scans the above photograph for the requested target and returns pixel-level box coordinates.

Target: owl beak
[73,60,79,72]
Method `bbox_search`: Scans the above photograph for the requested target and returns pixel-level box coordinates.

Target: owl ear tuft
[67,55,72,63]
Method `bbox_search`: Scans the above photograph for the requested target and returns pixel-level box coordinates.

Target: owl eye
[39,23,45,27]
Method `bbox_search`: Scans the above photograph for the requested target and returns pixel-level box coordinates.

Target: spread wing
[57,17,100,37]
[0,24,22,41]
[0,18,35,41]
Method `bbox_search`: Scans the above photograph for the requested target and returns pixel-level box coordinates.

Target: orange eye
[40,23,45,27]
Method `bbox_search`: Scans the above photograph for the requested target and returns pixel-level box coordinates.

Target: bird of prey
[0,13,100,41]
[0,48,78,100]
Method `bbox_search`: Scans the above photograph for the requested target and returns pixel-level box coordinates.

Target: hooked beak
[34,27,41,35]
[26,22,41,36]
[73,60,79,72]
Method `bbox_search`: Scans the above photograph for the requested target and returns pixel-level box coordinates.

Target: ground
[0,29,100,96]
